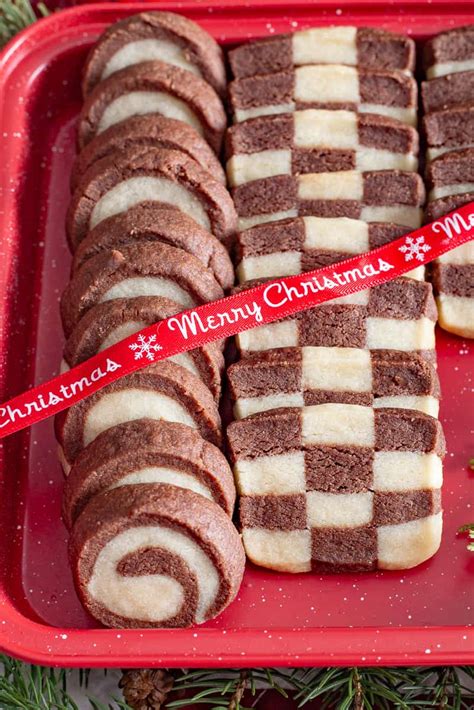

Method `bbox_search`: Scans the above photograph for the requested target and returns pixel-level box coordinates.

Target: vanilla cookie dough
[227,404,444,572]
[60,243,224,336]
[63,296,225,400]
[229,27,415,78]
[82,11,226,97]
[228,347,441,418]
[226,111,418,186]
[232,170,425,231]
[71,114,226,190]
[63,419,235,527]
[69,483,245,627]
[78,61,226,151]
[56,360,222,470]
[67,147,237,249]
[229,66,417,125]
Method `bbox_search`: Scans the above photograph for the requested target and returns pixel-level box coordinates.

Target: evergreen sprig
[0,0,49,48]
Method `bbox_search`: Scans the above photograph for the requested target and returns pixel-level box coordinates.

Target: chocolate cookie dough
[69,483,245,627]
[60,243,224,336]
[228,347,441,418]
[63,419,235,527]
[226,111,418,186]
[229,27,415,78]
[424,25,474,79]
[234,216,425,282]
[82,11,226,97]
[427,147,474,201]
[421,70,474,113]
[232,170,425,231]
[234,278,438,362]
[229,67,417,125]
[56,360,222,471]
[227,404,444,572]
[78,61,226,151]
[67,147,237,249]
[71,114,226,191]
[72,203,234,290]
[63,296,225,400]
[423,105,474,162]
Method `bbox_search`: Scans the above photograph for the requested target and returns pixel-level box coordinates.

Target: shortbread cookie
[235,278,437,361]
[229,67,417,125]
[426,148,474,201]
[226,111,418,186]
[229,27,415,78]
[60,243,223,336]
[227,404,444,572]
[72,203,234,290]
[63,297,224,400]
[424,25,474,79]
[69,483,245,627]
[234,217,425,282]
[82,11,226,97]
[71,114,226,190]
[228,347,441,418]
[78,61,226,151]
[423,105,474,161]
[232,170,425,231]
[55,360,222,470]
[421,70,474,113]
[67,147,237,249]
[63,419,235,527]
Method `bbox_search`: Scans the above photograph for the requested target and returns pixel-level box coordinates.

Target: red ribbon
[1,204,473,439]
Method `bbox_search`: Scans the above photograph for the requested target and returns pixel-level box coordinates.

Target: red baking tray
[0,0,473,668]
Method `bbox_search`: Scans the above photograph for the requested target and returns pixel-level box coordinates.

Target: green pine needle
[0,0,49,48]
[458,522,474,551]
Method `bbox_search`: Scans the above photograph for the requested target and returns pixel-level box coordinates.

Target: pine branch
[0,0,49,48]
[458,523,474,552]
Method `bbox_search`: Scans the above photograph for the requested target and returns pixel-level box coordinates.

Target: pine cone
[119,669,174,710]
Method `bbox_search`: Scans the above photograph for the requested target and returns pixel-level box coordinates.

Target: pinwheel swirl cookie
[229,67,417,125]
[228,347,441,419]
[229,26,415,78]
[226,111,419,186]
[69,483,245,628]
[63,419,235,528]
[82,11,226,97]
[227,404,445,573]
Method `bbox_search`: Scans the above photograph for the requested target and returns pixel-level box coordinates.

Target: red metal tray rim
[0,2,473,668]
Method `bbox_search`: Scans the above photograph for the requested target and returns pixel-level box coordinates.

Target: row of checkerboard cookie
[223,25,445,573]
[56,12,247,629]
[422,25,474,339]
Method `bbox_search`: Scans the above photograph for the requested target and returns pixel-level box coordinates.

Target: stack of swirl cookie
[225,26,446,573]
[56,11,245,629]
[422,25,474,338]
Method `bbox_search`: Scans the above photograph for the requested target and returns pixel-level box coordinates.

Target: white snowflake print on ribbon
[398,235,431,262]
[128,334,163,361]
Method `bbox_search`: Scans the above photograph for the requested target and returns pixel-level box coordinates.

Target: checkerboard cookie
[56,360,222,471]
[63,419,235,528]
[228,347,440,418]
[67,147,237,249]
[424,25,474,79]
[226,111,418,186]
[62,296,224,400]
[229,67,417,125]
[71,114,226,191]
[72,203,234,290]
[235,216,424,282]
[69,483,245,627]
[422,70,474,114]
[229,27,415,78]
[82,11,226,97]
[227,404,444,572]
[234,278,437,362]
[232,170,425,231]
[423,105,474,162]
[78,61,226,151]
[60,243,224,336]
